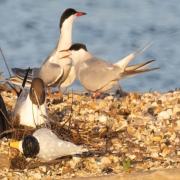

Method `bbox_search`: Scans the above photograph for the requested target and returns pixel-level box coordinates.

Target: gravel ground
[0,89,180,179]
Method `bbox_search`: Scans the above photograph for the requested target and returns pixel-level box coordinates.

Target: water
[0,0,180,92]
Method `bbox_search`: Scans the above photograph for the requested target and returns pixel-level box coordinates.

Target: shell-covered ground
[0,88,180,179]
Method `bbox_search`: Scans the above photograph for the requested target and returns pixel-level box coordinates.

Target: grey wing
[78,58,120,92]
[11,67,39,81]
[38,62,63,87]
[41,49,56,65]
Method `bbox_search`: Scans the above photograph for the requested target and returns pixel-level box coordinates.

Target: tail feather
[121,67,159,79]
[115,41,153,71]
[12,68,33,79]
[125,59,155,71]
[8,76,31,87]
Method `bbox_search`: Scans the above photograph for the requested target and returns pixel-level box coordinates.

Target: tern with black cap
[64,43,159,93]
[11,8,86,89]
[10,128,87,161]
[13,78,47,128]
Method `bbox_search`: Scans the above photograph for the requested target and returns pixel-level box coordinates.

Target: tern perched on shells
[63,43,159,93]
[13,78,47,128]
[10,128,87,161]
[11,8,86,89]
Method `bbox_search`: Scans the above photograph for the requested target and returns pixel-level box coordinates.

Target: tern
[10,128,87,161]
[13,78,47,128]
[11,8,86,89]
[63,43,159,93]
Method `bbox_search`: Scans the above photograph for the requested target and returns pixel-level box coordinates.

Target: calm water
[0,0,180,92]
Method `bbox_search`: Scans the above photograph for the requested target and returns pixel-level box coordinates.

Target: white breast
[14,89,47,128]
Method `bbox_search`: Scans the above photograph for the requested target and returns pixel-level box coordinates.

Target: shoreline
[0,89,179,179]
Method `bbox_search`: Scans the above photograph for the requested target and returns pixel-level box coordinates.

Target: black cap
[69,43,88,51]
[22,135,40,158]
[30,78,45,106]
[59,8,77,29]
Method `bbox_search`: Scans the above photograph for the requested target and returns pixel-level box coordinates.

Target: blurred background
[0,0,180,92]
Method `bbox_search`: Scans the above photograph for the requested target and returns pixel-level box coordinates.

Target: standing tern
[11,8,86,89]
[63,43,159,93]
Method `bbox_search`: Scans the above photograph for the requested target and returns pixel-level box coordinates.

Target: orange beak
[75,11,87,17]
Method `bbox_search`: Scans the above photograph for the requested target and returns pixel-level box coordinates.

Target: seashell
[152,136,162,142]
[161,147,171,157]
[127,126,136,136]
[157,109,172,120]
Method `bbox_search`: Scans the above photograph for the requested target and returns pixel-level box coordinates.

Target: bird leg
[115,85,128,97]
[92,92,101,99]
[47,87,63,100]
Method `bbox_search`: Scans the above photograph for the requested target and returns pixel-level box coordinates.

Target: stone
[0,154,10,169]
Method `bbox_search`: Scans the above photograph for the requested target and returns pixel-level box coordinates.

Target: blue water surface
[0,0,180,92]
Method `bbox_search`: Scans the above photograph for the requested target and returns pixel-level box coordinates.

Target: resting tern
[10,128,87,161]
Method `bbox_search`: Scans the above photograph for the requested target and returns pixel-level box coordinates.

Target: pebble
[32,173,42,179]
[39,166,47,173]
[157,109,172,120]
[176,120,180,130]
[97,115,108,123]
[0,90,180,179]
[0,154,10,169]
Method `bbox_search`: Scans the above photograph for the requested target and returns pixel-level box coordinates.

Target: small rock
[128,154,136,160]
[88,114,95,122]
[100,157,112,166]
[32,173,41,179]
[69,157,81,169]
[102,167,113,174]
[98,115,108,123]
[152,136,162,142]
[0,154,10,169]
[175,120,180,130]
[151,152,159,158]
[127,126,136,136]
[157,109,172,120]
[39,166,47,173]
[177,151,180,156]
[161,147,171,157]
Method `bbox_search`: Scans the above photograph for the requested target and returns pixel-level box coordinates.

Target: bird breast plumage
[14,90,47,128]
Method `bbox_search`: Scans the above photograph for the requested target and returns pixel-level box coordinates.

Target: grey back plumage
[77,57,121,92]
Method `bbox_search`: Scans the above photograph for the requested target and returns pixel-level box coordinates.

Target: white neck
[57,16,75,51]
[74,51,92,64]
